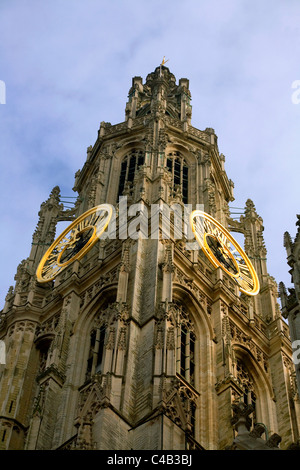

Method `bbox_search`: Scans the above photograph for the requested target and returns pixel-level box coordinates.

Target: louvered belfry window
[118,150,145,197]
[166,152,189,204]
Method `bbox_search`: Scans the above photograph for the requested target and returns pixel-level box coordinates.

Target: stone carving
[161,377,199,433]
[75,374,112,449]
[282,353,298,399]
[266,433,282,448]
[32,186,64,248]
[94,302,129,328]
[204,178,217,217]
[235,360,256,402]
[230,319,268,373]
[249,423,266,439]
[117,327,127,350]
[79,267,120,309]
[157,300,195,332]
[231,401,254,432]
[119,243,131,273]
[155,326,164,349]
[87,173,97,208]
[162,243,174,273]
[166,327,175,350]
[32,383,47,417]
[173,266,206,306]
[221,305,234,377]
[105,327,115,350]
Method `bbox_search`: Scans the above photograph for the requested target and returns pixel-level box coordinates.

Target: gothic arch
[232,344,277,433]
[114,142,145,170]
[171,286,217,448]
[164,145,197,206]
[165,104,179,119]
[115,141,145,156]
[113,146,146,202]
[73,285,117,335]
[172,285,215,341]
[136,103,150,117]
[66,287,129,450]
[164,144,197,167]
[71,287,118,385]
[172,287,215,393]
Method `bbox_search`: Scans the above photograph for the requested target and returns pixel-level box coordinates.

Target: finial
[161,56,169,66]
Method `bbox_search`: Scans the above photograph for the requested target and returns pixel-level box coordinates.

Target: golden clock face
[36,204,113,283]
[189,210,260,296]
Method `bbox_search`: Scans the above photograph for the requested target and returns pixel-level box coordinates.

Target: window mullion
[176,325,181,375]
[185,330,190,382]
[91,327,101,376]
[125,156,129,183]
[180,161,183,191]
[172,158,174,191]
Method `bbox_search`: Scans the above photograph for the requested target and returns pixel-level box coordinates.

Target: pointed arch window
[236,359,257,422]
[166,152,189,204]
[179,324,196,385]
[171,302,201,446]
[176,306,196,387]
[86,325,106,380]
[190,400,196,435]
[118,150,145,197]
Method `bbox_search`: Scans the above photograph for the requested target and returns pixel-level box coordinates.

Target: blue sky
[0,0,300,308]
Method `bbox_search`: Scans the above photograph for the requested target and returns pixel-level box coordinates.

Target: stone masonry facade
[0,66,299,450]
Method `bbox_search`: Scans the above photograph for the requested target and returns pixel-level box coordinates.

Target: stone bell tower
[280,215,300,397]
[0,65,299,450]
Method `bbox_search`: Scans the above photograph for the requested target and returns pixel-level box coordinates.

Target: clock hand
[61,229,94,262]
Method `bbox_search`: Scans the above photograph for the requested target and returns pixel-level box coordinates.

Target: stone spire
[281,215,300,397]
[28,186,63,270]
[125,65,192,128]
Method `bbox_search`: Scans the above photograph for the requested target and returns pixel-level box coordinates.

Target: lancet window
[236,359,257,420]
[176,305,196,387]
[118,150,145,197]
[86,325,106,380]
[166,152,189,204]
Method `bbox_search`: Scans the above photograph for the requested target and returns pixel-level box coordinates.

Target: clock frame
[36,204,113,283]
[189,210,260,296]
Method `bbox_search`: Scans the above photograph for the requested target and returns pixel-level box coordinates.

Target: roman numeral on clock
[42,263,61,278]
[237,263,254,289]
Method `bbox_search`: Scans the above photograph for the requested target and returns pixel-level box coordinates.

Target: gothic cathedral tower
[0,66,299,450]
